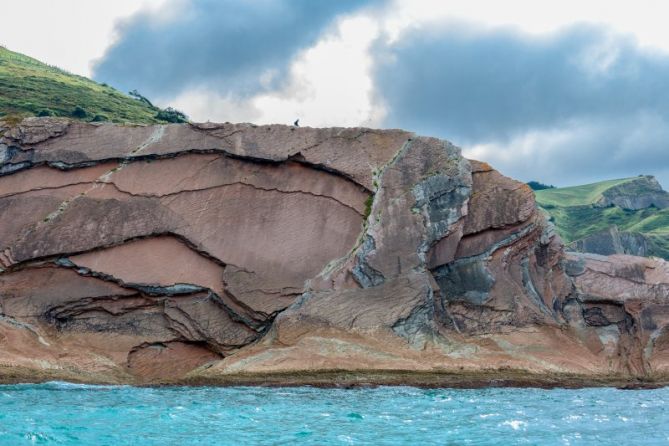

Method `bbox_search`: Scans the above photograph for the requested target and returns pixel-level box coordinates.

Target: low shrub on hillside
[91,114,109,122]
[155,107,188,123]
[527,181,556,191]
[71,105,87,119]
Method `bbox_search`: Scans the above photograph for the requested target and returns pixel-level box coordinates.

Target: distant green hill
[0,46,184,124]
[535,176,669,259]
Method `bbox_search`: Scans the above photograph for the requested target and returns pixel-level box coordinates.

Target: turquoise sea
[0,383,667,445]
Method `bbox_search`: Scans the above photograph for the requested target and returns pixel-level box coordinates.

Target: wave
[0,381,131,391]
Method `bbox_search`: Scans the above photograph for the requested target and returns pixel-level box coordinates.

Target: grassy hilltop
[0,46,182,124]
[535,177,669,259]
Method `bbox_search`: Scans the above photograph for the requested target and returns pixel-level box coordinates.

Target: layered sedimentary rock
[0,117,667,385]
[564,253,669,375]
[568,225,649,257]
[595,175,669,210]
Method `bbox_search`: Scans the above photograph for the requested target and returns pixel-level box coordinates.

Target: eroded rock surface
[568,225,649,257]
[563,253,669,375]
[595,175,669,210]
[0,117,668,385]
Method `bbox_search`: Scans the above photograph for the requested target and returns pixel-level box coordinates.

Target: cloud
[373,23,669,187]
[93,0,382,99]
[465,114,669,187]
[168,13,383,127]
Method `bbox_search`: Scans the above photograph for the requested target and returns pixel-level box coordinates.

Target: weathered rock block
[0,117,667,385]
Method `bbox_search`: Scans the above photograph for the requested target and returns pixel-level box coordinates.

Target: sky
[2,0,669,188]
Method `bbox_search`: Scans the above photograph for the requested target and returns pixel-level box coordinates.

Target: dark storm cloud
[93,0,381,98]
[373,24,669,187]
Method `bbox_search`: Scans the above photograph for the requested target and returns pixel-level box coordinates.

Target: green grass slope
[536,178,669,259]
[629,209,669,258]
[534,177,639,207]
[0,46,164,124]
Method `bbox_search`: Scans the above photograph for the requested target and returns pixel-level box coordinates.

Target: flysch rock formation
[569,225,649,257]
[595,175,669,210]
[0,117,667,387]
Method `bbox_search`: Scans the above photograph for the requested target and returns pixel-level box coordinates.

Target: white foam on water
[501,420,527,430]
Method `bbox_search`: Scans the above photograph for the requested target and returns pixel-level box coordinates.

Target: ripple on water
[0,384,666,445]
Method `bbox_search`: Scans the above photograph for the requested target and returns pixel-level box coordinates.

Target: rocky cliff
[0,118,667,386]
[568,225,649,257]
[595,175,669,210]
[536,176,669,260]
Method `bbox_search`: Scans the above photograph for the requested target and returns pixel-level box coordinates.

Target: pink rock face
[70,236,227,296]
[0,266,135,319]
[567,253,669,300]
[127,341,221,382]
[564,252,669,375]
[0,117,668,385]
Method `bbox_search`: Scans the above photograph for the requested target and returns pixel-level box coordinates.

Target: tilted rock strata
[568,225,649,257]
[0,117,668,385]
[564,253,669,375]
[595,175,669,210]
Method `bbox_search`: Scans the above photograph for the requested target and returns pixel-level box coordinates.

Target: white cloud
[463,114,669,188]
[384,0,669,53]
[166,90,263,124]
[6,0,669,127]
[0,0,169,77]
[210,0,669,128]
[165,14,383,128]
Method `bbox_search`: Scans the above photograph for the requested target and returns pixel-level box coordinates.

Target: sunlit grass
[0,46,161,123]
[535,177,639,207]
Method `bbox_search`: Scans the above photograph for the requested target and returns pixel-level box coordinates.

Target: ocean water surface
[0,383,667,445]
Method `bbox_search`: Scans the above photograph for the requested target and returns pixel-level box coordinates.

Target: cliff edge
[0,118,667,386]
